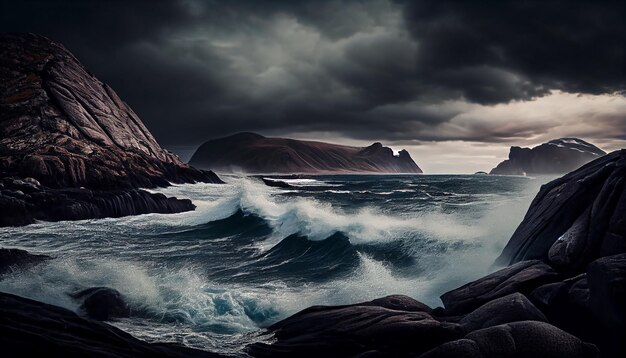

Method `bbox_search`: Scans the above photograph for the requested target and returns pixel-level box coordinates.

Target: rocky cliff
[248,150,626,358]
[0,33,222,226]
[189,132,423,174]
[490,138,606,175]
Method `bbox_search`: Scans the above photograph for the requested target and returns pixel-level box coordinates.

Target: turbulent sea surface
[0,174,550,356]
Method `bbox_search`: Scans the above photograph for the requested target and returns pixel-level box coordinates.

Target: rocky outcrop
[0,176,195,226]
[0,33,223,226]
[247,150,625,358]
[441,260,559,315]
[189,132,423,174]
[0,291,224,357]
[490,138,606,175]
[247,295,462,358]
[495,149,625,269]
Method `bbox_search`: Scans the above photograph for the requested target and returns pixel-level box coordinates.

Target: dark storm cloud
[399,0,626,104]
[0,0,624,145]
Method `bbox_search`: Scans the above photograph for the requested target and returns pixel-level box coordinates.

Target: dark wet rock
[0,291,224,357]
[0,247,51,276]
[419,321,600,358]
[247,296,461,357]
[367,295,433,313]
[441,260,560,315]
[0,33,221,190]
[490,138,605,175]
[190,132,423,174]
[587,254,626,330]
[71,287,131,321]
[459,293,547,333]
[496,150,626,270]
[0,176,195,226]
[0,33,222,226]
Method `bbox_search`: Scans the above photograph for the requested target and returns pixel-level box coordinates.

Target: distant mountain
[490,138,606,175]
[189,132,423,174]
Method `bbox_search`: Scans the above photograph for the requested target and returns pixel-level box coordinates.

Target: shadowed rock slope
[490,138,606,175]
[247,150,626,358]
[189,132,423,174]
[0,33,222,226]
[0,291,225,357]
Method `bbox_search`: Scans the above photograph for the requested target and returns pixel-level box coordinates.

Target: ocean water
[0,174,548,356]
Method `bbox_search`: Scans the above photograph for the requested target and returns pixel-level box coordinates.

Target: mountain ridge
[189,132,423,174]
[490,137,606,175]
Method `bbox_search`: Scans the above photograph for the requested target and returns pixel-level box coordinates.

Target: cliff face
[490,138,606,175]
[0,33,220,190]
[189,132,423,174]
[0,33,222,226]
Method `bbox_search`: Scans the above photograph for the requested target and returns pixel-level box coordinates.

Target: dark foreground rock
[0,247,50,276]
[441,260,559,315]
[0,291,224,357]
[71,287,131,321]
[247,295,462,358]
[496,149,625,269]
[419,321,599,358]
[490,138,605,175]
[458,293,547,332]
[0,33,223,226]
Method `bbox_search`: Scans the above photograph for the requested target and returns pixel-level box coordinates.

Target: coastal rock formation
[247,295,462,358]
[0,291,224,357]
[189,132,423,174]
[495,149,625,269]
[0,176,196,226]
[441,260,559,315]
[490,138,606,175]
[0,33,222,226]
[248,150,625,358]
[419,321,599,358]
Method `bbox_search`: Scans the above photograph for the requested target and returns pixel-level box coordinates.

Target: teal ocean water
[0,174,548,355]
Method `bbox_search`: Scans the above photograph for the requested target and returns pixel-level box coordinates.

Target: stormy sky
[1,0,625,172]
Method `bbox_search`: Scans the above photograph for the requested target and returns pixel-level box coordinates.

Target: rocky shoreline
[248,150,626,358]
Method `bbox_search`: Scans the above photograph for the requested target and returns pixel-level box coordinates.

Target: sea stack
[0,33,222,226]
[189,132,423,174]
[490,138,606,175]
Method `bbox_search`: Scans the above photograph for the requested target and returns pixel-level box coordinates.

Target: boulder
[71,287,131,321]
[460,293,547,332]
[419,321,599,358]
[441,260,560,315]
[247,296,461,357]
